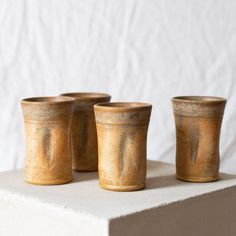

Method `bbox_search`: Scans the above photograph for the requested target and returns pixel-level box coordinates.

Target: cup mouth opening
[60,92,111,101]
[21,96,75,104]
[94,102,152,112]
[172,96,227,103]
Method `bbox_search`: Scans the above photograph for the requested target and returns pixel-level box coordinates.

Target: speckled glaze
[60,93,111,171]
[94,102,152,191]
[172,96,227,182]
[21,97,75,185]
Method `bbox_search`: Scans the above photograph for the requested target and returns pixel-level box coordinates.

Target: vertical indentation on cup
[118,129,137,185]
[42,127,53,167]
[189,121,200,163]
[79,114,88,158]
[119,132,128,184]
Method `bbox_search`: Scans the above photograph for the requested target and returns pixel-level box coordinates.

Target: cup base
[176,175,219,183]
[100,184,145,192]
[25,177,73,186]
[73,167,98,172]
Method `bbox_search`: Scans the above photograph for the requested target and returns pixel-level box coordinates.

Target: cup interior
[21,96,74,104]
[172,96,226,103]
[60,92,111,101]
[94,102,152,111]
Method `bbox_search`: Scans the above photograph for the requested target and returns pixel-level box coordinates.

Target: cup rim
[60,92,111,101]
[94,102,152,112]
[172,96,227,103]
[21,96,75,105]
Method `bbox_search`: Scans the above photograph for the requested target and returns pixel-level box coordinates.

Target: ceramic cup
[60,93,111,171]
[21,96,75,185]
[172,96,227,182]
[94,102,152,191]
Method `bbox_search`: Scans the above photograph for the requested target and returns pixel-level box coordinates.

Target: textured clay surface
[95,103,152,191]
[21,97,75,185]
[61,93,111,171]
[172,96,226,182]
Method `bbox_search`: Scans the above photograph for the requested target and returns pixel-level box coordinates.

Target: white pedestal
[0,161,236,236]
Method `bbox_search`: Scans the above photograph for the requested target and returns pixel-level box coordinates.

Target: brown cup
[94,102,152,191]
[21,96,75,185]
[172,96,227,182]
[60,93,111,171]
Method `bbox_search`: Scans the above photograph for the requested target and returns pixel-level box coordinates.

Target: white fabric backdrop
[0,0,236,173]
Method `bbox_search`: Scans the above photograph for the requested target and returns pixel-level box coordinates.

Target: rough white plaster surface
[0,0,236,173]
[0,161,236,236]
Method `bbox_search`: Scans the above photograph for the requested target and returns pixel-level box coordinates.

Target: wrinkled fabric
[0,0,236,173]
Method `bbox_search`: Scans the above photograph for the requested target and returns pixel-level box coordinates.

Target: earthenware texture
[172,96,227,182]
[21,97,75,185]
[61,93,111,171]
[94,102,152,191]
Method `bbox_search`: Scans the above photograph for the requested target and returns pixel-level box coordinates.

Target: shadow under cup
[21,96,75,185]
[172,96,227,182]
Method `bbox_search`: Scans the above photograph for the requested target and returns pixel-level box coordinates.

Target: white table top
[0,160,236,220]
